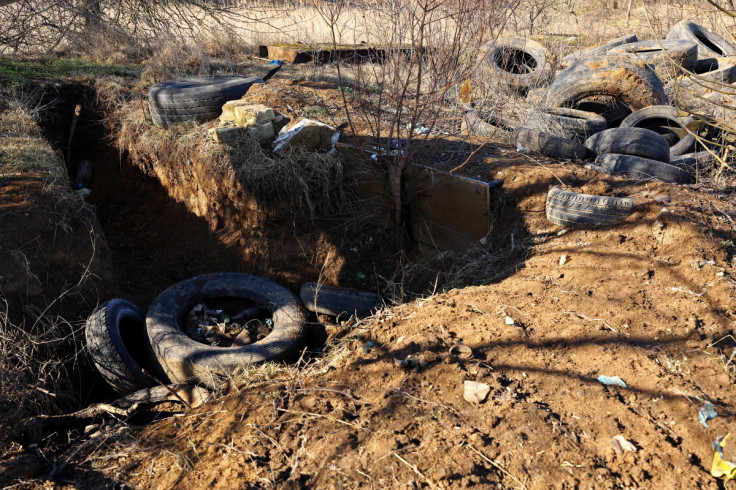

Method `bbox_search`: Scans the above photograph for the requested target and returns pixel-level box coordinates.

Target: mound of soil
[94,156,736,489]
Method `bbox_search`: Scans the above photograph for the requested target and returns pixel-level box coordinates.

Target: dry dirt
[4,74,736,488]
[86,136,736,488]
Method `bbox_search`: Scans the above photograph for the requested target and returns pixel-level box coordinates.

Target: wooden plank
[406,164,491,250]
[264,44,414,64]
[337,143,495,250]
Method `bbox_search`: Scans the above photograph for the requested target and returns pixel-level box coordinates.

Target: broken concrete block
[220,101,276,127]
[247,122,275,141]
[272,118,339,154]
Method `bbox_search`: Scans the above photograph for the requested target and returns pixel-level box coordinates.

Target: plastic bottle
[74,160,93,189]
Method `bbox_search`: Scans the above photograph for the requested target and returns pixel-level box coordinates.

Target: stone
[220,101,275,127]
[463,380,490,403]
[272,118,339,154]
[208,126,249,145]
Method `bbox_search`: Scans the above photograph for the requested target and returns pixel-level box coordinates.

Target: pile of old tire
[465,20,736,169]
[545,186,635,227]
[86,273,308,391]
[148,75,264,129]
[585,127,691,184]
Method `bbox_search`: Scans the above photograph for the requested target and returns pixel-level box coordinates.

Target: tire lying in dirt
[584,127,671,162]
[85,299,157,394]
[148,75,264,129]
[668,56,736,96]
[146,273,307,387]
[479,37,552,91]
[461,109,516,142]
[574,95,631,127]
[299,282,383,317]
[608,39,698,75]
[542,55,668,125]
[545,186,635,227]
[670,150,719,170]
[666,20,736,59]
[561,34,638,67]
[524,107,607,142]
[619,106,696,157]
[513,127,593,160]
[595,153,692,184]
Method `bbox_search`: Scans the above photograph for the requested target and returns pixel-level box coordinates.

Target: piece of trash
[393,356,411,368]
[74,188,92,197]
[463,380,490,403]
[449,343,473,359]
[712,434,736,479]
[269,59,283,66]
[559,254,568,266]
[597,375,627,388]
[504,316,515,326]
[700,402,718,428]
[412,123,430,134]
[516,142,528,152]
[611,435,637,455]
[362,341,375,353]
[357,272,366,279]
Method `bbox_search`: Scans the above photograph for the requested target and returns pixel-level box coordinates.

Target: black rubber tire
[595,153,692,184]
[299,282,383,317]
[479,37,552,91]
[513,127,593,160]
[542,55,667,121]
[584,127,671,162]
[562,34,638,67]
[545,186,635,227]
[619,106,696,157]
[666,20,736,59]
[146,273,307,387]
[609,39,698,73]
[574,95,631,126]
[461,109,515,141]
[524,107,607,142]
[670,150,719,170]
[694,56,736,81]
[148,75,264,129]
[85,299,156,394]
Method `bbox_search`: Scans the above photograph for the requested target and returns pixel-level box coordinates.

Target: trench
[38,85,252,308]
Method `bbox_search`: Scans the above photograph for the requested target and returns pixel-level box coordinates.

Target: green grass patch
[304,105,326,116]
[0,57,141,87]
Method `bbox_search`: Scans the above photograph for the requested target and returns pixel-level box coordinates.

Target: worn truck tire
[148,75,264,129]
[524,107,607,142]
[300,282,383,317]
[461,109,515,141]
[85,299,156,394]
[670,150,719,170]
[542,55,667,125]
[596,153,692,184]
[514,127,593,160]
[545,186,635,227]
[146,273,307,387]
[584,127,671,162]
[479,37,552,91]
[609,39,698,74]
[666,20,736,59]
[620,106,696,157]
[561,34,638,67]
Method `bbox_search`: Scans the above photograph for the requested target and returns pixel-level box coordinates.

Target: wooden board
[337,143,498,251]
[261,45,413,64]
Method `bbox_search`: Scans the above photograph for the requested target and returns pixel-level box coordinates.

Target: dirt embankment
[90,149,736,488]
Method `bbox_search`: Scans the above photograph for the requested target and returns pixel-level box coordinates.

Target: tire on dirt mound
[85,299,157,394]
[461,109,516,142]
[666,20,736,59]
[620,106,696,157]
[561,34,638,67]
[478,37,552,91]
[524,107,607,142]
[146,273,307,387]
[670,150,719,170]
[513,127,593,160]
[542,55,668,125]
[148,75,264,129]
[584,127,671,162]
[545,186,635,227]
[595,153,692,184]
[609,39,698,75]
[299,282,383,317]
